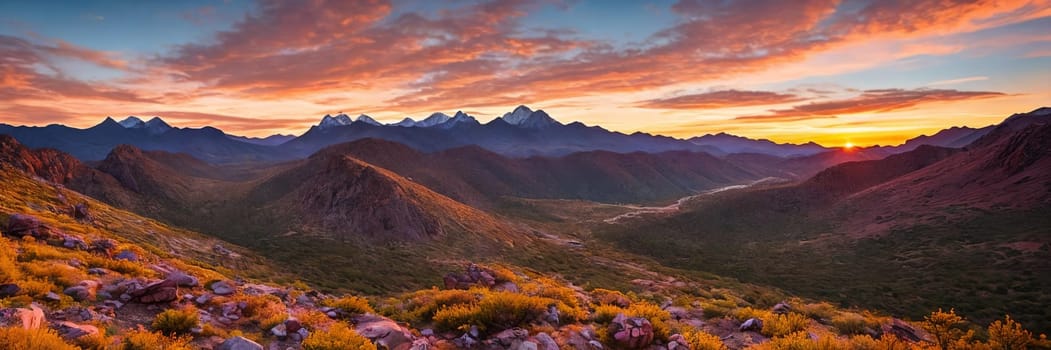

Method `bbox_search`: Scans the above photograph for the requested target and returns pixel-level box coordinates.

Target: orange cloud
[737,88,1007,121]
[636,90,804,109]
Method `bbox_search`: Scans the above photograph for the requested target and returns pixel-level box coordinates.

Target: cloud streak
[636,90,804,109]
[737,88,1007,121]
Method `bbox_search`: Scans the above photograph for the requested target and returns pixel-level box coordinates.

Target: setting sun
[844,142,855,150]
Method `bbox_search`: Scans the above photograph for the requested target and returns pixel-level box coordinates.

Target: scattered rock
[772,301,792,315]
[883,319,929,343]
[195,294,213,305]
[216,336,264,350]
[114,250,139,262]
[213,244,233,256]
[165,270,199,287]
[535,332,559,350]
[739,318,763,332]
[493,327,529,347]
[0,283,20,298]
[87,268,108,275]
[284,318,302,333]
[0,304,46,329]
[667,334,690,350]
[63,280,99,302]
[88,238,117,257]
[72,203,91,221]
[271,323,288,339]
[354,314,415,350]
[545,304,560,325]
[3,214,56,239]
[609,313,654,349]
[61,235,88,250]
[54,321,100,340]
[211,281,236,295]
[129,279,178,304]
[45,292,62,302]
[443,263,498,290]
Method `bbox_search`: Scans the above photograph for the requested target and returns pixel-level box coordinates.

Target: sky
[1,0,1049,147]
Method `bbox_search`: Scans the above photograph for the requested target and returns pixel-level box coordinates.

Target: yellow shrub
[19,278,56,298]
[0,238,20,283]
[684,330,728,350]
[0,326,78,350]
[433,291,550,333]
[21,261,84,288]
[236,294,287,329]
[626,302,672,340]
[987,315,1031,350]
[748,331,848,350]
[591,304,626,324]
[701,299,738,318]
[151,307,199,336]
[798,302,838,320]
[294,309,336,330]
[302,322,377,350]
[323,295,375,315]
[71,332,110,350]
[847,335,914,350]
[120,327,193,350]
[831,312,869,335]
[522,277,586,323]
[923,308,966,350]
[762,313,811,338]
[404,288,479,323]
[591,288,633,307]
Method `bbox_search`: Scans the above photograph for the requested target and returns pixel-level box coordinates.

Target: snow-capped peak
[415,112,451,127]
[394,117,417,127]
[501,105,534,125]
[355,114,382,126]
[318,113,354,129]
[518,109,560,129]
[118,116,145,128]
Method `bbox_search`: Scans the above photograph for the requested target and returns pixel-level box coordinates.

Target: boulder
[493,327,529,347]
[0,304,46,329]
[129,279,178,304]
[4,214,55,239]
[216,336,264,350]
[72,203,91,221]
[63,280,100,302]
[354,314,415,350]
[882,319,929,343]
[211,281,236,295]
[54,321,100,340]
[608,314,654,349]
[772,302,792,315]
[87,268,108,275]
[535,332,559,350]
[166,271,199,288]
[443,263,499,290]
[88,238,117,257]
[270,323,287,339]
[0,283,20,298]
[667,334,690,350]
[114,250,139,262]
[739,318,763,332]
[61,235,88,250]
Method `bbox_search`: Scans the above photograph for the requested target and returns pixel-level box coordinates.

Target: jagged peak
[118,116,145,128]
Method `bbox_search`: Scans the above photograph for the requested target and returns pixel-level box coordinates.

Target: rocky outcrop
[129,279,178,304]
[444,263,498,290]
[3,214,59,239]
[608,314,654,349]
[216,336,264,350]
[354,314,415,350]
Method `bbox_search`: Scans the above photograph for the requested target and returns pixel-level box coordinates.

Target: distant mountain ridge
[1,106,1042,164]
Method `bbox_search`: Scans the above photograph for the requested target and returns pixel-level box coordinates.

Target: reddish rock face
[608,314,654,349]
[0,135,82,184]
[129,279,179,304]
[4,214,57,239]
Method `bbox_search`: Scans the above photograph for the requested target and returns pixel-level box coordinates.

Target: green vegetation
[0,327,79,350]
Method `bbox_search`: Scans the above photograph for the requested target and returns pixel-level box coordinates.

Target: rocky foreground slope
[0,162,1046,349]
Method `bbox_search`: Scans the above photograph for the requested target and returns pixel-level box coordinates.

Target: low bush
[762,313,810,338]
[591,288,632,307]
[323,295,375,315]
[403,288,478,323]
[831,312,869,335]
[120,327,193,350]
[0,326,78,350]
[684,329,728,350]
[798,302,838,320]
[151,307,199,336]
[433,291,550,333]
[302,322,377,350]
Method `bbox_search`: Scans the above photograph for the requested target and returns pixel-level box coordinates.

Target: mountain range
[1,105,1007,166]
